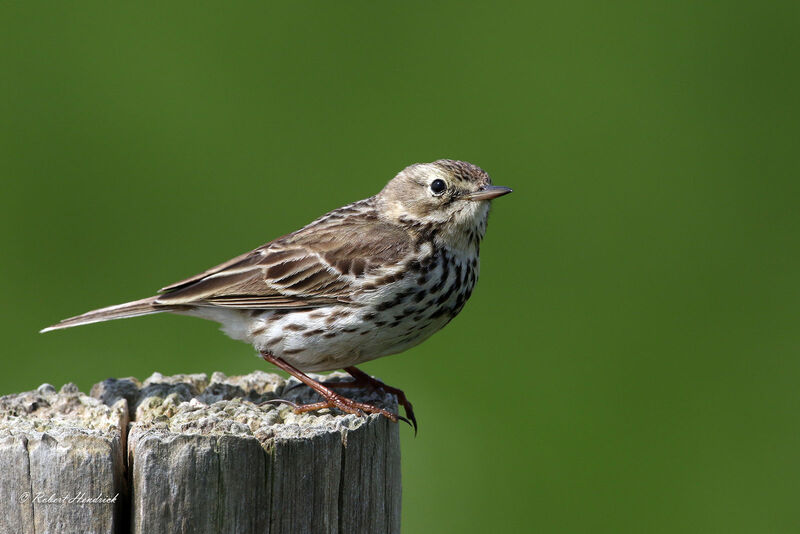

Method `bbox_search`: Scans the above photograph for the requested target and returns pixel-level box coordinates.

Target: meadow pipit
[42,160,512,430]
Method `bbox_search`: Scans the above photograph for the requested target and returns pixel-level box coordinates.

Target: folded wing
[155,218,412,310]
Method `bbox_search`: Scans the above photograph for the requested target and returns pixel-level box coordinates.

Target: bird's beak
[462,185,513,201]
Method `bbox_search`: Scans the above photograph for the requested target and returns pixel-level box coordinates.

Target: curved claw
[336,367,420,436]
[399,403,417,436]
[367,381,418,435]
[396,414,416,434]
[260,398,299,409]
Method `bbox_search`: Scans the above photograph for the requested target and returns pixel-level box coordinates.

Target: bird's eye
[430,179,447,195]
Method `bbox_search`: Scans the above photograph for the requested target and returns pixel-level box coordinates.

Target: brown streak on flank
[303,329,326,337]
[308,311,327,319]
[376,288,410,310]
[251,326,267,336]
[374,272,402,285]
[435,287,452,306]
[266,311,289,322]
[284,323,306,331]
[342,327,359,333]
[265,336,282,346]
[323,332,338,338]
[325,309,351,325]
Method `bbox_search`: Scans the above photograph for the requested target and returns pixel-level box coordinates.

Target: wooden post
[0,371,401,534]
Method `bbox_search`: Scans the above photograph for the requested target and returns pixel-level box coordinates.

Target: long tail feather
[40,296,163,333]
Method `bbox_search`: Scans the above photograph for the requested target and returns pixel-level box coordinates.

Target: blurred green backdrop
[2,2,799,532]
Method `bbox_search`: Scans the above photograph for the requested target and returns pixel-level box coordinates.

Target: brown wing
[154,218,412,310]
[159,249,263,293]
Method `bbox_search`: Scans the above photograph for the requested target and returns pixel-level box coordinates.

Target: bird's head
[377,159,511,251]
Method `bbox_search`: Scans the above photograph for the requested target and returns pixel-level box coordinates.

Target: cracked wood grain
[0,371,401,534]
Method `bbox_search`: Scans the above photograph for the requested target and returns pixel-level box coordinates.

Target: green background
[2,2,798,532]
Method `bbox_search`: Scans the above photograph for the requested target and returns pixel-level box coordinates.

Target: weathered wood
[0,383,129,534]
[0,371,401,534]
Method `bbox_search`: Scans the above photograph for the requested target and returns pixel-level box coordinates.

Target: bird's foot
[279,366,417,433]
[264,394,408,426]
[259,351,411,429]
[340,367,417,435]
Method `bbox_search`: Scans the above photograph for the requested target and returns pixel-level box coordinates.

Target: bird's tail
[40,296,164,333]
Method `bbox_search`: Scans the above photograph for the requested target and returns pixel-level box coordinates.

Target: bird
[41,159,512,431]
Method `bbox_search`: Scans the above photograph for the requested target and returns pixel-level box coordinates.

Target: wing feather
[154,214,412,311]
[159,250,267,292]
